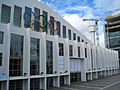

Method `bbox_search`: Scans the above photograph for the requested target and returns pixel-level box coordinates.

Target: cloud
[93,0,120,15]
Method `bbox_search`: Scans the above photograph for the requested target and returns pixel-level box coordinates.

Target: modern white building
[0,0,119,90]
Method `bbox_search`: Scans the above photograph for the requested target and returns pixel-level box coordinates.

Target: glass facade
[9,34,23,76]
[34,7,40,31]
[30,38,40,75]
[30,78,40,90]
[46,40,53,74]
[78,47,80,57]
[1,4,11,24]
[9,80,23,90]
[109,30,120,38]
[68,29,71,40]
[13,5,22,27]
[57,21,61,37]
[43,11,48,33]
[0,53,2,66]
[109,37,120,48]
[63,25,66,38]
[24,7,31,28]
[0,31,4,44]
[69,45,73,56]
[59,43,64,56]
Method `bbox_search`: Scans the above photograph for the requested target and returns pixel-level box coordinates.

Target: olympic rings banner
[24,10,58,32]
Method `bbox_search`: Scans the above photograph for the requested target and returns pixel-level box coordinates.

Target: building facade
[0,0,119,90]
[105,14,120,65]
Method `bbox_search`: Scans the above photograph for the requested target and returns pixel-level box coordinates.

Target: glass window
[69,45,73,56]
[0,31,4,44]
[9,34,24,76]
[109,30,120,38]
[9,80,23,90]
[63,25,66,38]
[0,53,2,66]
[1,4,11,24]
[109,37,120,48]
[30,78,40,90]
[50,16,54,35]
[34,7,40,31]
[46,40,53,74]
[24,7,31,28]
[30,38,40,75]
[13,5,22,27]
[73,33,76,40]
[78,47,80,57]
[43,11,48,33]
[85,48,87,58]
[47,77,53,89]
[91,49,93,70]
[68,29,71,40]
[59,43,64,56]
[57,21,61,37]
[77,36,80,42]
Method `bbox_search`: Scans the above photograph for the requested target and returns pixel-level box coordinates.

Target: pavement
[48,74,120,90]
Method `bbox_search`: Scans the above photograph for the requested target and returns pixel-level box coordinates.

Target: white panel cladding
[80,43,85,58]
[85,44,92,71]
[58,56,64,73]
[70,59,81,72]
[92,46,97,70]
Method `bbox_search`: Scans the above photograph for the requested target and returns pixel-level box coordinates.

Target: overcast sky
[38,0,120,47]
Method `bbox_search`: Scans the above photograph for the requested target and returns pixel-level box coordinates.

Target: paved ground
[48,74,120,90]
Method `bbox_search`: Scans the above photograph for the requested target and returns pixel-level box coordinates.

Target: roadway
[48,74,120,90]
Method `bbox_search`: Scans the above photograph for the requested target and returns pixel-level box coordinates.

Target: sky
[38,0,120,47]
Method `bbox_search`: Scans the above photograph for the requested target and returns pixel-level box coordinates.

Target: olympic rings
[48,18,58,32]
[30,18,42,32]
[24,9,36,27]
[24,10,58,32]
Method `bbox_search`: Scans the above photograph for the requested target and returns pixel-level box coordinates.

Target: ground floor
[0,69,119,90]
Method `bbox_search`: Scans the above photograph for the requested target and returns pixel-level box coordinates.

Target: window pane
[57,21,61,37]
[0,53,2,66]
[13,5,22,27]
[9,34,24,76]
[109,37,120,48]
[0,31,4,44]
[9,80,23,90]
[77,36,80,42]
[46,40,53,74]
[30,38,40,75]
[24,7,31,28]
[43,11,48,33]
[69,45,73,56]
[63,25,66,38]
[68,29,71,40]
[73,33,76,40]
[30,78,40,90]
[1,4,11,24]
[50,16,54,35]
[34,7,40,31]
[78,47,80,57]
[59,43,64,56]
[85,48,87,58]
